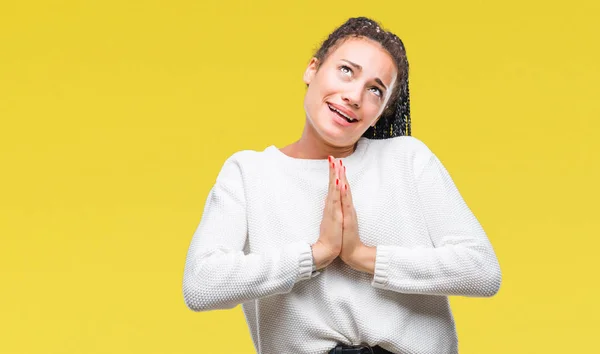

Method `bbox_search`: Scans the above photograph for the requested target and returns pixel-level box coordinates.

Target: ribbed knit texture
[182,136,502,354]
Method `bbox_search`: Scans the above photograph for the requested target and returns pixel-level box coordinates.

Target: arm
[182,157,315,312]
[369,153,502,297]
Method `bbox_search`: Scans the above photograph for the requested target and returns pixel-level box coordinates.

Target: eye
[369,87,383,97]
[339,65,352,76]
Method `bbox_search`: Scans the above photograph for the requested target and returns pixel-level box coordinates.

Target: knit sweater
[182,135,502,354]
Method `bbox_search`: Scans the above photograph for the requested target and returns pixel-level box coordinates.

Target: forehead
[327,37,397,85]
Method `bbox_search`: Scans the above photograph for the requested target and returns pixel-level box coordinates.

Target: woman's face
[303,37,398,147]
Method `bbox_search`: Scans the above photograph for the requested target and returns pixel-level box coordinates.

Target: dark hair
[311,17,411,139]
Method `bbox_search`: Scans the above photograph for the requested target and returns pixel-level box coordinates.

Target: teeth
[329,104,356,121]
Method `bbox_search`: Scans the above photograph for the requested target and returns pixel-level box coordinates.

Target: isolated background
[1,0,598,353]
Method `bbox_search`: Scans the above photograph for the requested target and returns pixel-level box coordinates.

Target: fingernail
[328,156,332,162]
[339,160,343,166]
[336,179,339,186]
[331,162,334,168]
[344,184,347,191]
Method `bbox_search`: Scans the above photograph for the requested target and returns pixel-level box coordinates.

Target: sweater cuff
[297,242,315,281]
[372,245,392,289]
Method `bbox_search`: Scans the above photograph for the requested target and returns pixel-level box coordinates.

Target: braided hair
[311,17,411,139]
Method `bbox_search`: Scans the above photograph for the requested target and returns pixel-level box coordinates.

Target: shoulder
[366,136,435,176]
[369,135,433,155]
[215,147,273,185]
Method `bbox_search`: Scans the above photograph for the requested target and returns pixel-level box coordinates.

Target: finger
[339,162,348,197]
[331,177,342,222]
[337,159,344,185]
[345,180,353,206]
[328,156,336,195]
[327,156,342,207]
[332,164,341,204]
[338,162,348,216]
[340,164,353,209]
[338,160,347,188]
[335,160,345,206]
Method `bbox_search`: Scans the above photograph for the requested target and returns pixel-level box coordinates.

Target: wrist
[311,242,337,270]
[346,244,377,274]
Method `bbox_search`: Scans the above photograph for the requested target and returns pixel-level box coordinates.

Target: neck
[284,118,357,159]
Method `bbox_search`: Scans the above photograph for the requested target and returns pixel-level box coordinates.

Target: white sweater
[182,136,502,354]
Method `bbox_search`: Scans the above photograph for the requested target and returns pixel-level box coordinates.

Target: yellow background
[1,0,598,353]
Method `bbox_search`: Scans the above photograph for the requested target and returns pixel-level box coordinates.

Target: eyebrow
[341,59,388,91]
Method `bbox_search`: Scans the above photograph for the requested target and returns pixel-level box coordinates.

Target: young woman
[182,17,502,354]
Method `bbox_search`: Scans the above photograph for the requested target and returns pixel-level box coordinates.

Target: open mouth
[328,103,358,123]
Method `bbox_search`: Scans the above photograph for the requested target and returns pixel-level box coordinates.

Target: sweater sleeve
[371,153,502,297]
[182,156,315,312]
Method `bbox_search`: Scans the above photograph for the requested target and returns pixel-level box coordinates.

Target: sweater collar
[265,137,371,170]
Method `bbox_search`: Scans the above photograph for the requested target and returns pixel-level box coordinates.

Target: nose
[341,86,361,109]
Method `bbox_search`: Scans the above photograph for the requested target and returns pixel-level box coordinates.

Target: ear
[303,57,319,85]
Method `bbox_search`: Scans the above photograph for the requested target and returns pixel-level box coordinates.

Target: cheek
[304,82,324,116]
[364,100,385,121]
[318,72,342,95]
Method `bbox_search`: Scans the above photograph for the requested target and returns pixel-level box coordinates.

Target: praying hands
[311,156,377,274]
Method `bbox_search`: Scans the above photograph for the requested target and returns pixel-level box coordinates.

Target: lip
[327,102,358,121]
[329,106,354,127]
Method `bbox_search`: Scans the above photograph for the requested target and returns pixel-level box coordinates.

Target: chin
[307,107,361,146]
[318,122,358,146]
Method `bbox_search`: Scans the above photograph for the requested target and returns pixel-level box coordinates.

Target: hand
[338,161,366,265]
[312,156,343,270]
